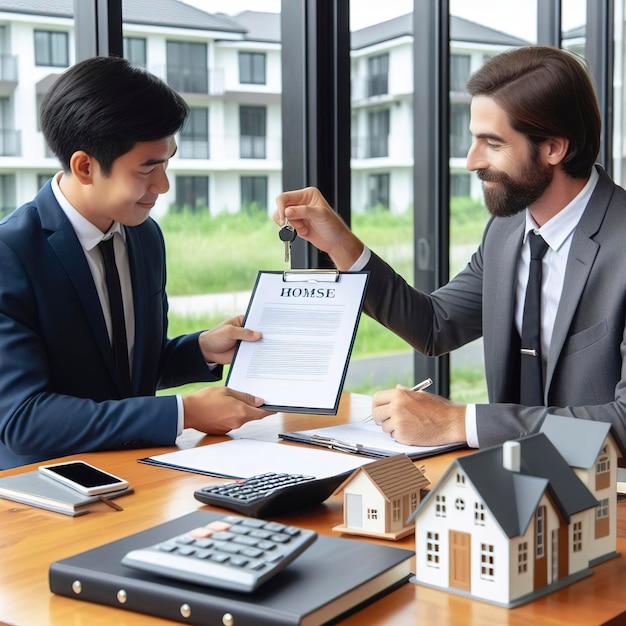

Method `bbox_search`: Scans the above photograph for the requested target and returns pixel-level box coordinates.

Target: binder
[49,510,413,626]
[226,269,369,415]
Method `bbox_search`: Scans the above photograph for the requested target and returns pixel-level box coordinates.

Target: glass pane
[615,0,626,187]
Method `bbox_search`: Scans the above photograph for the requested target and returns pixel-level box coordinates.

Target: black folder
[49,510,413,626]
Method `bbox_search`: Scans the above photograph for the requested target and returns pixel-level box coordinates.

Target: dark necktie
[98,237,132,397]
[520,231,549,406]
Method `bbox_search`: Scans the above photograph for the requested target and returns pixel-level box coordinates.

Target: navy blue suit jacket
[0,181,220,468]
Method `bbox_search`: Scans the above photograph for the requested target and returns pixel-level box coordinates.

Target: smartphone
[38,461,129,496]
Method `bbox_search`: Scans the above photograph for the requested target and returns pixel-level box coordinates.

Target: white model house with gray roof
[408,415,621,608]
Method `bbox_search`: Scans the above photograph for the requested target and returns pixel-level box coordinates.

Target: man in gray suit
[274,46,626,450]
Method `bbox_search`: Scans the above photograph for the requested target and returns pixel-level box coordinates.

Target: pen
[362,377,433,422]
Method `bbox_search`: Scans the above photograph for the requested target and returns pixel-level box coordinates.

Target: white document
[226,270,369,414]
[138,439,372,479]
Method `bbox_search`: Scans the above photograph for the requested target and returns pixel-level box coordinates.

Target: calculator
[121,514,317,592]
[193,471,352,517]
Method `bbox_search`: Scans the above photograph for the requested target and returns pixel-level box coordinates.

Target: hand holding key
[279,219,297,263]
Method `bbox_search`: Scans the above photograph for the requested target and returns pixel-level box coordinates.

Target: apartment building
[0,0,528,218]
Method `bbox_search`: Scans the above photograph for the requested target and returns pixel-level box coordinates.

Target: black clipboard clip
[310,434,363,454]
[283,269,340,283]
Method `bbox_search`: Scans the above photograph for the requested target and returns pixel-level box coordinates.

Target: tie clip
[521,348,537,357]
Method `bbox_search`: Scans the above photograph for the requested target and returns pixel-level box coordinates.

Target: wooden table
[1,392,625,625]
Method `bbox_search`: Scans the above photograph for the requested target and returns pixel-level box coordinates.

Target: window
[0,97,18,157]
[426,531,440,567]
[409,492,418,512]
[480,543,495,580]
[456,473,466,486]
[517,542,528,574]
[368,173,389,210]
[367,53,389,96]
[573,520,583,552]
[474,502,486,525]
[37,173,54,190]
[367,109,389,158]
[392,498,401,522]
[34,30,68,67]
[166,41,208,93]
[123,37,146,67]
[455,498,465,511]
[596,448,610,490]
[241,176,267,213]
[239,51,266,84]
[450,102,471,158]
[240,106,266,159]
[174,176,209,213]
[451,173,471,197]
[0,173,16,217]
[180,107,209,159]
[536,506,545,558]
[450,54,470,92]
[435,494,446,517]
[367,508,378,520]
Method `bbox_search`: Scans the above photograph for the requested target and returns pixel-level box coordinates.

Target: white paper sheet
[226,271,369,413]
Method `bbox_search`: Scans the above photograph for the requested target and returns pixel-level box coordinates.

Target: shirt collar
[51,172,125,251]
[523,167,599,252]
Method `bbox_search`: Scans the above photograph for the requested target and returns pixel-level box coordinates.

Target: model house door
[449,530,471,591]
[346,493,363,528]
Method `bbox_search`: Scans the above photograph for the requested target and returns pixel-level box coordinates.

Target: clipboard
[226,269,369,415]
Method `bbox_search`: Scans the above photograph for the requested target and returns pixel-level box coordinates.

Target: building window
[450,54,471,92]
[368,173,389,210]
[367,53,388,97]
[518,542,528,574]
[240,176,267,213]
[239,51,266,85]
[180,107,209,159]
[0,173,16,217]
[392,498,401,522]
[174,176,209,213]
[166,41,208,93]
[480,543,495,580]
[573,520,583,552]
[367,508,378,520]
[435,494,446,517]
[455,498,465,511]
[474,502,486,525]
[240,106,266,159]
[456,473,466,486]
[450,102,471,158]
[34,31,68,67]
[37,173,54,190]
[123,37,147,67]
[536,506,545,558]
[596,449,611,490]
[451,173,471,198]
[367,109,389,158]
[426,531,440,567]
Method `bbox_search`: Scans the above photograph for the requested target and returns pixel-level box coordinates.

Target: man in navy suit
[0,56,270,469]
[275,46,626,451]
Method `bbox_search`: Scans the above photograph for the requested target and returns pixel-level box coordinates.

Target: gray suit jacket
[363,165,626,448]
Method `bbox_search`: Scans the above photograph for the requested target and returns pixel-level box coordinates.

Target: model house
[332,454,429,540]
[409,415,622,608]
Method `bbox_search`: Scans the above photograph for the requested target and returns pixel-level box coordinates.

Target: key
[279,220,297,263]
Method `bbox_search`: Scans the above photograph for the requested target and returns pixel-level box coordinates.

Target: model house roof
[408,419,602,538]
[333,453,429,500]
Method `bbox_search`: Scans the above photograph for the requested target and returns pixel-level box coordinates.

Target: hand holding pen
[363,378,433,422]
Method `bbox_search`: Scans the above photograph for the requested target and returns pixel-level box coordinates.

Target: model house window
[367,173,389,210]
[456,473,465,486]
[180,107,209,159]
[239,106,266,159]
[367,53,388,97]
[240,176,267,212]
[34,31,68,67]
[573,520,583,552]
[123,37,147,67]
[536,506,545,558]
[239,52,266,85]
[596,450,610,490]
[517,542,528,574]
[455,498,465,511]
[367,109,389,158]
[426,531,440,567]
[409,492,418,512]
[174,176,209,213]
[480,543,495,580]
[166,41,208,93]
[367,508,378,520]
[435,494,446,517]
[474,502,486,525]
[392,498,401,522]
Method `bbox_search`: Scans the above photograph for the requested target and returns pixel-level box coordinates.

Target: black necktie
[98,237,132,397]
[520,231,549,406]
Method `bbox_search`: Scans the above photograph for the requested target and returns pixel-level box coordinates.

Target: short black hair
[40,55,190,175]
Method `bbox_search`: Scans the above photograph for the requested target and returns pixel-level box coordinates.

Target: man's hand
[274,187,364,270]
[183,386,272,434]
[371,386,467,446]
[198,315,261,364]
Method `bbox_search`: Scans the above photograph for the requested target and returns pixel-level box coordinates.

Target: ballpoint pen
[362,377,433,422]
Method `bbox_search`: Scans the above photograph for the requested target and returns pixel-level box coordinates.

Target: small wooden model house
[408,415,622,608]
[332,454,429,540]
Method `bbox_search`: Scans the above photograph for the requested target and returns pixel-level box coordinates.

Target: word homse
[280,287,336,298]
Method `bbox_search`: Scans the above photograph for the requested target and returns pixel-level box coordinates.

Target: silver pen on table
[362,377,433,422]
